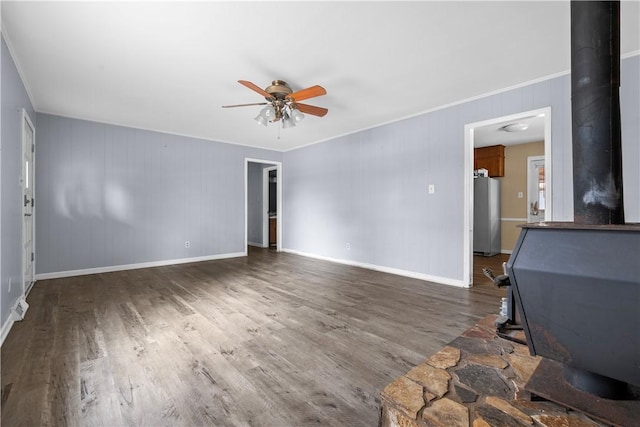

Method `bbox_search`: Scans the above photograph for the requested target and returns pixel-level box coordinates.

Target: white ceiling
[2,1,639,151]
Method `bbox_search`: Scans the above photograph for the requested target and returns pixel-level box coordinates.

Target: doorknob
[24,194,30,207]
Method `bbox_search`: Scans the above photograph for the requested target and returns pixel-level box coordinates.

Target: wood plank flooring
[472,252,511,291]
[1,248,506,426]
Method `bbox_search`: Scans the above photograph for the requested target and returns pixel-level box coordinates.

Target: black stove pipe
[571,1,624,225]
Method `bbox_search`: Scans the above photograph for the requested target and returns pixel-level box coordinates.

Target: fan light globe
[290,108,305,123]
[262,106,275,120]
[254,114,268,126]
[282,112,296,128]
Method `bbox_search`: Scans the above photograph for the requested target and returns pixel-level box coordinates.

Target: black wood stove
[503,2,640,426]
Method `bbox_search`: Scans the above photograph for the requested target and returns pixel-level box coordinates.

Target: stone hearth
[379,315,608,427]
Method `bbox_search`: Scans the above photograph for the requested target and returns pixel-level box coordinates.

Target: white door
[527,156,545,223]
[22,111,35,294]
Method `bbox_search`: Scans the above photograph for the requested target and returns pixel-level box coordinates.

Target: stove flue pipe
[571,1,624,225]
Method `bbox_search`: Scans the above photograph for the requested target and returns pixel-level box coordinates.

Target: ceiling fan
[222,80,328,128]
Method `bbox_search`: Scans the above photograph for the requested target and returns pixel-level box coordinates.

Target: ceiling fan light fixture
[224,80,327,130]
[500,122,529,132]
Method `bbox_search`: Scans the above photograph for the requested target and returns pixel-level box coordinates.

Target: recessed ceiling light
[500,123,529,132]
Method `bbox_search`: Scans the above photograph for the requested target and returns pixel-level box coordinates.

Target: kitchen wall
[35,113,282,277]
[1,35,37,341]
[500,141,544,252]
[283,55,639,286]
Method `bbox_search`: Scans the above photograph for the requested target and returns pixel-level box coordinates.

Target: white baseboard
[35,252,246,281]
[2,296,31,347]
[282,248,469,288]
[248,241,268,248]
[1,316,16,347]
[501,249,513,255]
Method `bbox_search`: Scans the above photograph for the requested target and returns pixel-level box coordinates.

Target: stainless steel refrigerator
[473,176,501,256]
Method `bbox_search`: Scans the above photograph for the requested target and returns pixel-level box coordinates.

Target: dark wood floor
[472,252,511,290]
[1,248,506,426]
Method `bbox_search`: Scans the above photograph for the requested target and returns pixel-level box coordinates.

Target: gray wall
[621,56,640,219]
[35,113,281,275]
[1,35,36,330]
[283,55,639,283]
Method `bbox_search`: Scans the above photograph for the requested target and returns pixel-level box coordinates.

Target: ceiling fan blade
[222,102,269,108]
[238,80,273,99]
[295,103,328,117]
[287,85,326,102]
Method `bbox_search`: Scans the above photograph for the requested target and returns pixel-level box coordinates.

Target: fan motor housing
[265,80,292,100]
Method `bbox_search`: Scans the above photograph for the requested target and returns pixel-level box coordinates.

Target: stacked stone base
[380,315,607,427]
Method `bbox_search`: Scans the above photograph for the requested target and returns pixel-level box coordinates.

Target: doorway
[263,166,278,247]
[464,107,552,286]
[245,158,282,253]
[22,109,36,295]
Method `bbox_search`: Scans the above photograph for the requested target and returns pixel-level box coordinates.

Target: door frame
[22,108,36,296]
[262,166,277,247]
[463,107,552,286]
[245,158,282,253]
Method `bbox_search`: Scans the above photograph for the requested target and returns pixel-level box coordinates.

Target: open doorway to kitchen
[464,107,552,287]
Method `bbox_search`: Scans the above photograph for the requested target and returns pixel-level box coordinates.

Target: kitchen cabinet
[474,145,505,177]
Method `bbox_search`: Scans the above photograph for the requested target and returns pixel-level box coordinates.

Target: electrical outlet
[346,243,351,250]
[428,184,435,194]
[184,241,191,248]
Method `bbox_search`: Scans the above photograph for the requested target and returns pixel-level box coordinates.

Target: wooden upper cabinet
[474,145,505,177]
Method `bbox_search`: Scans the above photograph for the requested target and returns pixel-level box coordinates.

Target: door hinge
[31,252,35,262]
[31,198,35,207]
[32,143,35,153]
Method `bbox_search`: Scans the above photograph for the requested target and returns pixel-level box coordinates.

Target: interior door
[527,156,545,223]
[22,111,35,294]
